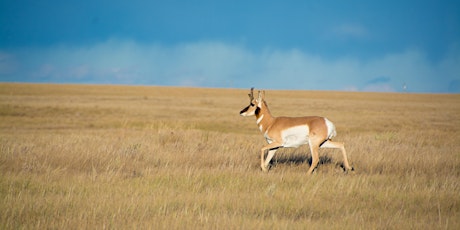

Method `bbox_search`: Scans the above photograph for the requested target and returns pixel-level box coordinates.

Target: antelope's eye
[250,103,255,106]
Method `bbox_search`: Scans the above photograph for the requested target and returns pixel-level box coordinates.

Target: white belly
[281,125,309,148]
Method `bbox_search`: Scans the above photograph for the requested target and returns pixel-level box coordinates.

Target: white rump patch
[324,118,337,139]
[281,125,309,148]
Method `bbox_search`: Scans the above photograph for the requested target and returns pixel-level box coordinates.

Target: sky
[1,0,459,93]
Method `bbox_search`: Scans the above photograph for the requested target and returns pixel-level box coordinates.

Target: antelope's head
[240,87,265,117]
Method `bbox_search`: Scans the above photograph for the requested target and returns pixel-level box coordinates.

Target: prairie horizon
[1,83,459,229]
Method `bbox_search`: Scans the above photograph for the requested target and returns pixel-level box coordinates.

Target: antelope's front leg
[263,149,278,170]
[260,149,267,172]
[260,143,282,172]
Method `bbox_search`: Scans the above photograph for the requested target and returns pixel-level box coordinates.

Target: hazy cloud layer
[1,40,459,92]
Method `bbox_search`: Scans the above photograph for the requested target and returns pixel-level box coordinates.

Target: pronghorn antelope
[240,88,353,175]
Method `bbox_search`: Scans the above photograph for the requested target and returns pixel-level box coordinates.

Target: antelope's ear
[257,90,265,100]
[257,90,263,107]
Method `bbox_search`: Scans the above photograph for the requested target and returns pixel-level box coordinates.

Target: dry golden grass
[0,83,459,229]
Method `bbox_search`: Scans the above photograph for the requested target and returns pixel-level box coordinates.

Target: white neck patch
[256,114,264,124]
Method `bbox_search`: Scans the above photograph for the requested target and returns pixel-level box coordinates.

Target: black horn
[248,87,254,101]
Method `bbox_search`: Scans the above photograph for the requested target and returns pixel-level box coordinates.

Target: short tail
[324,118,337,140]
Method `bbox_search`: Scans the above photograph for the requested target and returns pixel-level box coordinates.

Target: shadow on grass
[273,153,332,166]
[272,152,350,172]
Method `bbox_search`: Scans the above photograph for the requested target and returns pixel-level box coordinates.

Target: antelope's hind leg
[307,144,320,175]
[320,140,354,172]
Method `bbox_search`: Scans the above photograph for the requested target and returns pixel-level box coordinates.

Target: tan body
[240,89,353,175]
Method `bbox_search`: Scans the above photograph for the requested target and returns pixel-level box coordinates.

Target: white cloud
[331,23,370,39]
[0,39,459,92]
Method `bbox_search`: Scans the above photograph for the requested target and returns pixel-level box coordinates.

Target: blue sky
[1,0,459,92]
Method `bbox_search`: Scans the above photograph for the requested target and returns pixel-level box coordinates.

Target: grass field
[0,83,459,229]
